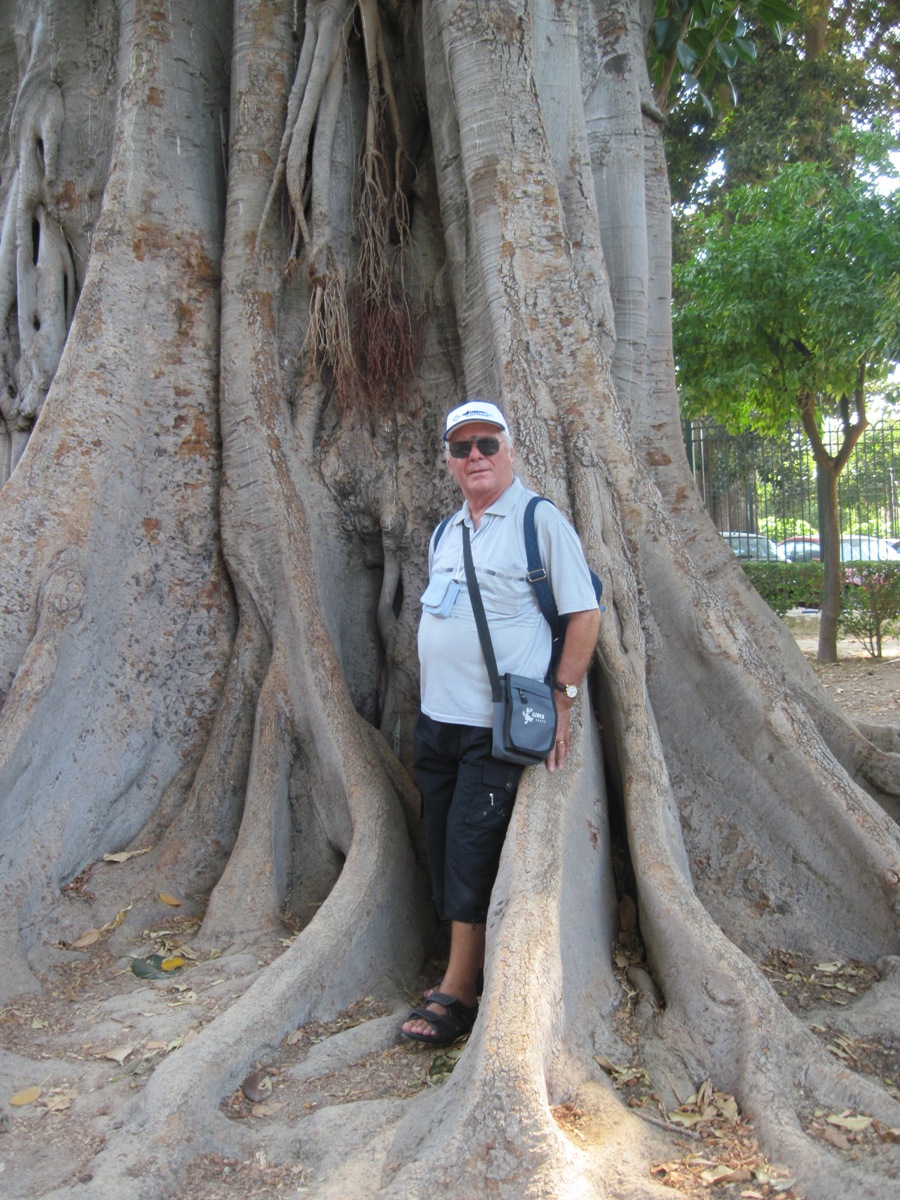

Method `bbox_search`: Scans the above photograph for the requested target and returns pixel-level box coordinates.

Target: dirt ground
[0,616,898,1200]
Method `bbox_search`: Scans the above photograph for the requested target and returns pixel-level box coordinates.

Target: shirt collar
[455,477,522,525]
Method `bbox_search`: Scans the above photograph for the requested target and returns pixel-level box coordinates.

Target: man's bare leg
[402,920,484,1037]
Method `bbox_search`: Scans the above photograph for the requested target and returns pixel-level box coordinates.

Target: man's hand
[545,607,600,773]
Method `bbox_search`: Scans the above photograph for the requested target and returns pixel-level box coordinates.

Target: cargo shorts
[413,713,525,924]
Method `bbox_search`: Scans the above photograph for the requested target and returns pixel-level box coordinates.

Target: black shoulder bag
[461,523,558,765]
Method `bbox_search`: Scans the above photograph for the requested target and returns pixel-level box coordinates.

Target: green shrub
[839,562,900,658]
[740,561,825,616]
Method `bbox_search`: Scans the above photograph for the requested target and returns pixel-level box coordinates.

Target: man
[402,400,601,1045]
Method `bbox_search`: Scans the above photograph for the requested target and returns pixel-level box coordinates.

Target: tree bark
[0,1,897,1197]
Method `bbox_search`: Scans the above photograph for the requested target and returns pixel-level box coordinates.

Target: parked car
[778,537,821,562]
[722,532,786,561]
[838,537,900,562]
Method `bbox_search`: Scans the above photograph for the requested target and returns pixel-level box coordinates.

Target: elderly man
[402,401,601,1045]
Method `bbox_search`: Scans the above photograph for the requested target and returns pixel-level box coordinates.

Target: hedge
[740,561,825,616]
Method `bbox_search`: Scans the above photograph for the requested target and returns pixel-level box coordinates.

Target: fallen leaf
[41,1091,76,1113]
[72,929,101,948]
[158,892,181,907]
[100,904,133,932]
[251,1102,284,1118]
[700,1165,737,1184]
[820,1126,851,1151]
[286,1029,303,1046]
[145,1041,168,1051]
[130,955,168,980]
[827,1111,873,1133]
[10,1086,42,1106]
[103,848,150,863]
[102,1044,135,1065]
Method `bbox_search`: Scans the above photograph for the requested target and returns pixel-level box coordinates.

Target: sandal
[401,992,478,1046]
[423,969,483,1003]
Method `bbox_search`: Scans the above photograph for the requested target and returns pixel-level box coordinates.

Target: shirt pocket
[478,567,524,616]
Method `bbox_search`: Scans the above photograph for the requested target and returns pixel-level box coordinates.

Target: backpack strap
[432,515,453,551]
[523,496,560,634]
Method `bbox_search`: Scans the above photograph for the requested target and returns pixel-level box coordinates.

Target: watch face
[566,685,577,698]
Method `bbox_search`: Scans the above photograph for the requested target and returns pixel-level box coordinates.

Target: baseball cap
[444,400,510,440]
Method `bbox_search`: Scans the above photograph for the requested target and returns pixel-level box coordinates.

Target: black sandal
[401,992,478,1046]
[423,969,483,1003]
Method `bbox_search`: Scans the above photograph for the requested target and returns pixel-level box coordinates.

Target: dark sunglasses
[448,436,502,459]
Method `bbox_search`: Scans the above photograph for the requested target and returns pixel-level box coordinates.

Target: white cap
[444,400,510,440]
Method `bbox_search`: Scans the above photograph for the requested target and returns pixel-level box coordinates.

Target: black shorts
[413,713,525,924]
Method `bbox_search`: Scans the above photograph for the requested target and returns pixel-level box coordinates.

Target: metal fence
[685,417,900,543]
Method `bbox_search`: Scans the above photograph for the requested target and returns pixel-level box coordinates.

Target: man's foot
[423,967,483,1004]
[400,992,478,1046]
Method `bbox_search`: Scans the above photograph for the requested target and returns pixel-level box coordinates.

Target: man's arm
[546,607,600,774]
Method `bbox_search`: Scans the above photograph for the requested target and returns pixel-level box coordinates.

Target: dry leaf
[10,1085,42,1106]
[102,1044,135,1065]
[251,1102,284,1118]
[100,903,133,932]
[158,892,181,907]
[72,929,101,948]
[827,1111,873,1133]
[286,1029,303,1046]
[103,848,150,863]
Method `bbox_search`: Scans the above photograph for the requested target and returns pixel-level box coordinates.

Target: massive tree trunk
[0,2,897,1198]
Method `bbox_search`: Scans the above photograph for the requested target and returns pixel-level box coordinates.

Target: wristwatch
[554,681,578,699]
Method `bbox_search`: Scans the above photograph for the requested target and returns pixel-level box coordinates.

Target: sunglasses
[448,436,502,459]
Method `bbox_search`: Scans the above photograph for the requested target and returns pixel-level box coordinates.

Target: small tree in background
[674,152,900,660]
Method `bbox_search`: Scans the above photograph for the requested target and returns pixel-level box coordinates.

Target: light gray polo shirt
[418,477,599,727]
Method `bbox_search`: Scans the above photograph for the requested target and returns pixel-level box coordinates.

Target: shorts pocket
[463,761,521,828]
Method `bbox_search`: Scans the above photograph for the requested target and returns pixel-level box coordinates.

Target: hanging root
[302,249,357,411]
[267,0,422,410]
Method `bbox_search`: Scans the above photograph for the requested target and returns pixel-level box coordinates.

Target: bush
[741,561,825,616]
[839,563,900,658]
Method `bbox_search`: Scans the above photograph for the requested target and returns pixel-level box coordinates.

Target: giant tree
[0,2,897,1199]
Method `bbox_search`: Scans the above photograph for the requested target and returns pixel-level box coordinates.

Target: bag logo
[522,706,546,725]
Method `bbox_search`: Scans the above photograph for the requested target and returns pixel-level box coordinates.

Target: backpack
[432,496,603,672]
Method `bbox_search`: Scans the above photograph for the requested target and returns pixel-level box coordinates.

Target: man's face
[446,421,515,508]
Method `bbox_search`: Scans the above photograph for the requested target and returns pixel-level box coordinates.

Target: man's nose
[468,441,484,460]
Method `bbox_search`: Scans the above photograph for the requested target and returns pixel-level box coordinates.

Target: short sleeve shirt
[418,477,598,727]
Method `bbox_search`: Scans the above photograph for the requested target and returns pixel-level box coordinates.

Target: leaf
[103,1044,135,1065]
[131,955,168,979]
[827,1111,873,1132]
[72,928,101,948]
[158,892,181,907]
[100,903,133,932]
[251,1101,284,1118]
[10,1085,42,1106]
[103,848,150,863]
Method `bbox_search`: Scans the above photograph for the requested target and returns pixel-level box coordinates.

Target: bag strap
[461,523,503,704]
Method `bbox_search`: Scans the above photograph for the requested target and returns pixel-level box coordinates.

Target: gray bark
[0,1,897,1197]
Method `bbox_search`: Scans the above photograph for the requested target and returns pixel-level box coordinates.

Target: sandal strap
[427,992,477,1016]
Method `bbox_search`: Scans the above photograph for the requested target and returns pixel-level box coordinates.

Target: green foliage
[741,560,824,615]
[839,563,900,657]
[648,0,799,115]
[673,158,900,434]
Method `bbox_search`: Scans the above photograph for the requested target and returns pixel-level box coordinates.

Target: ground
[0,617,898,1199]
